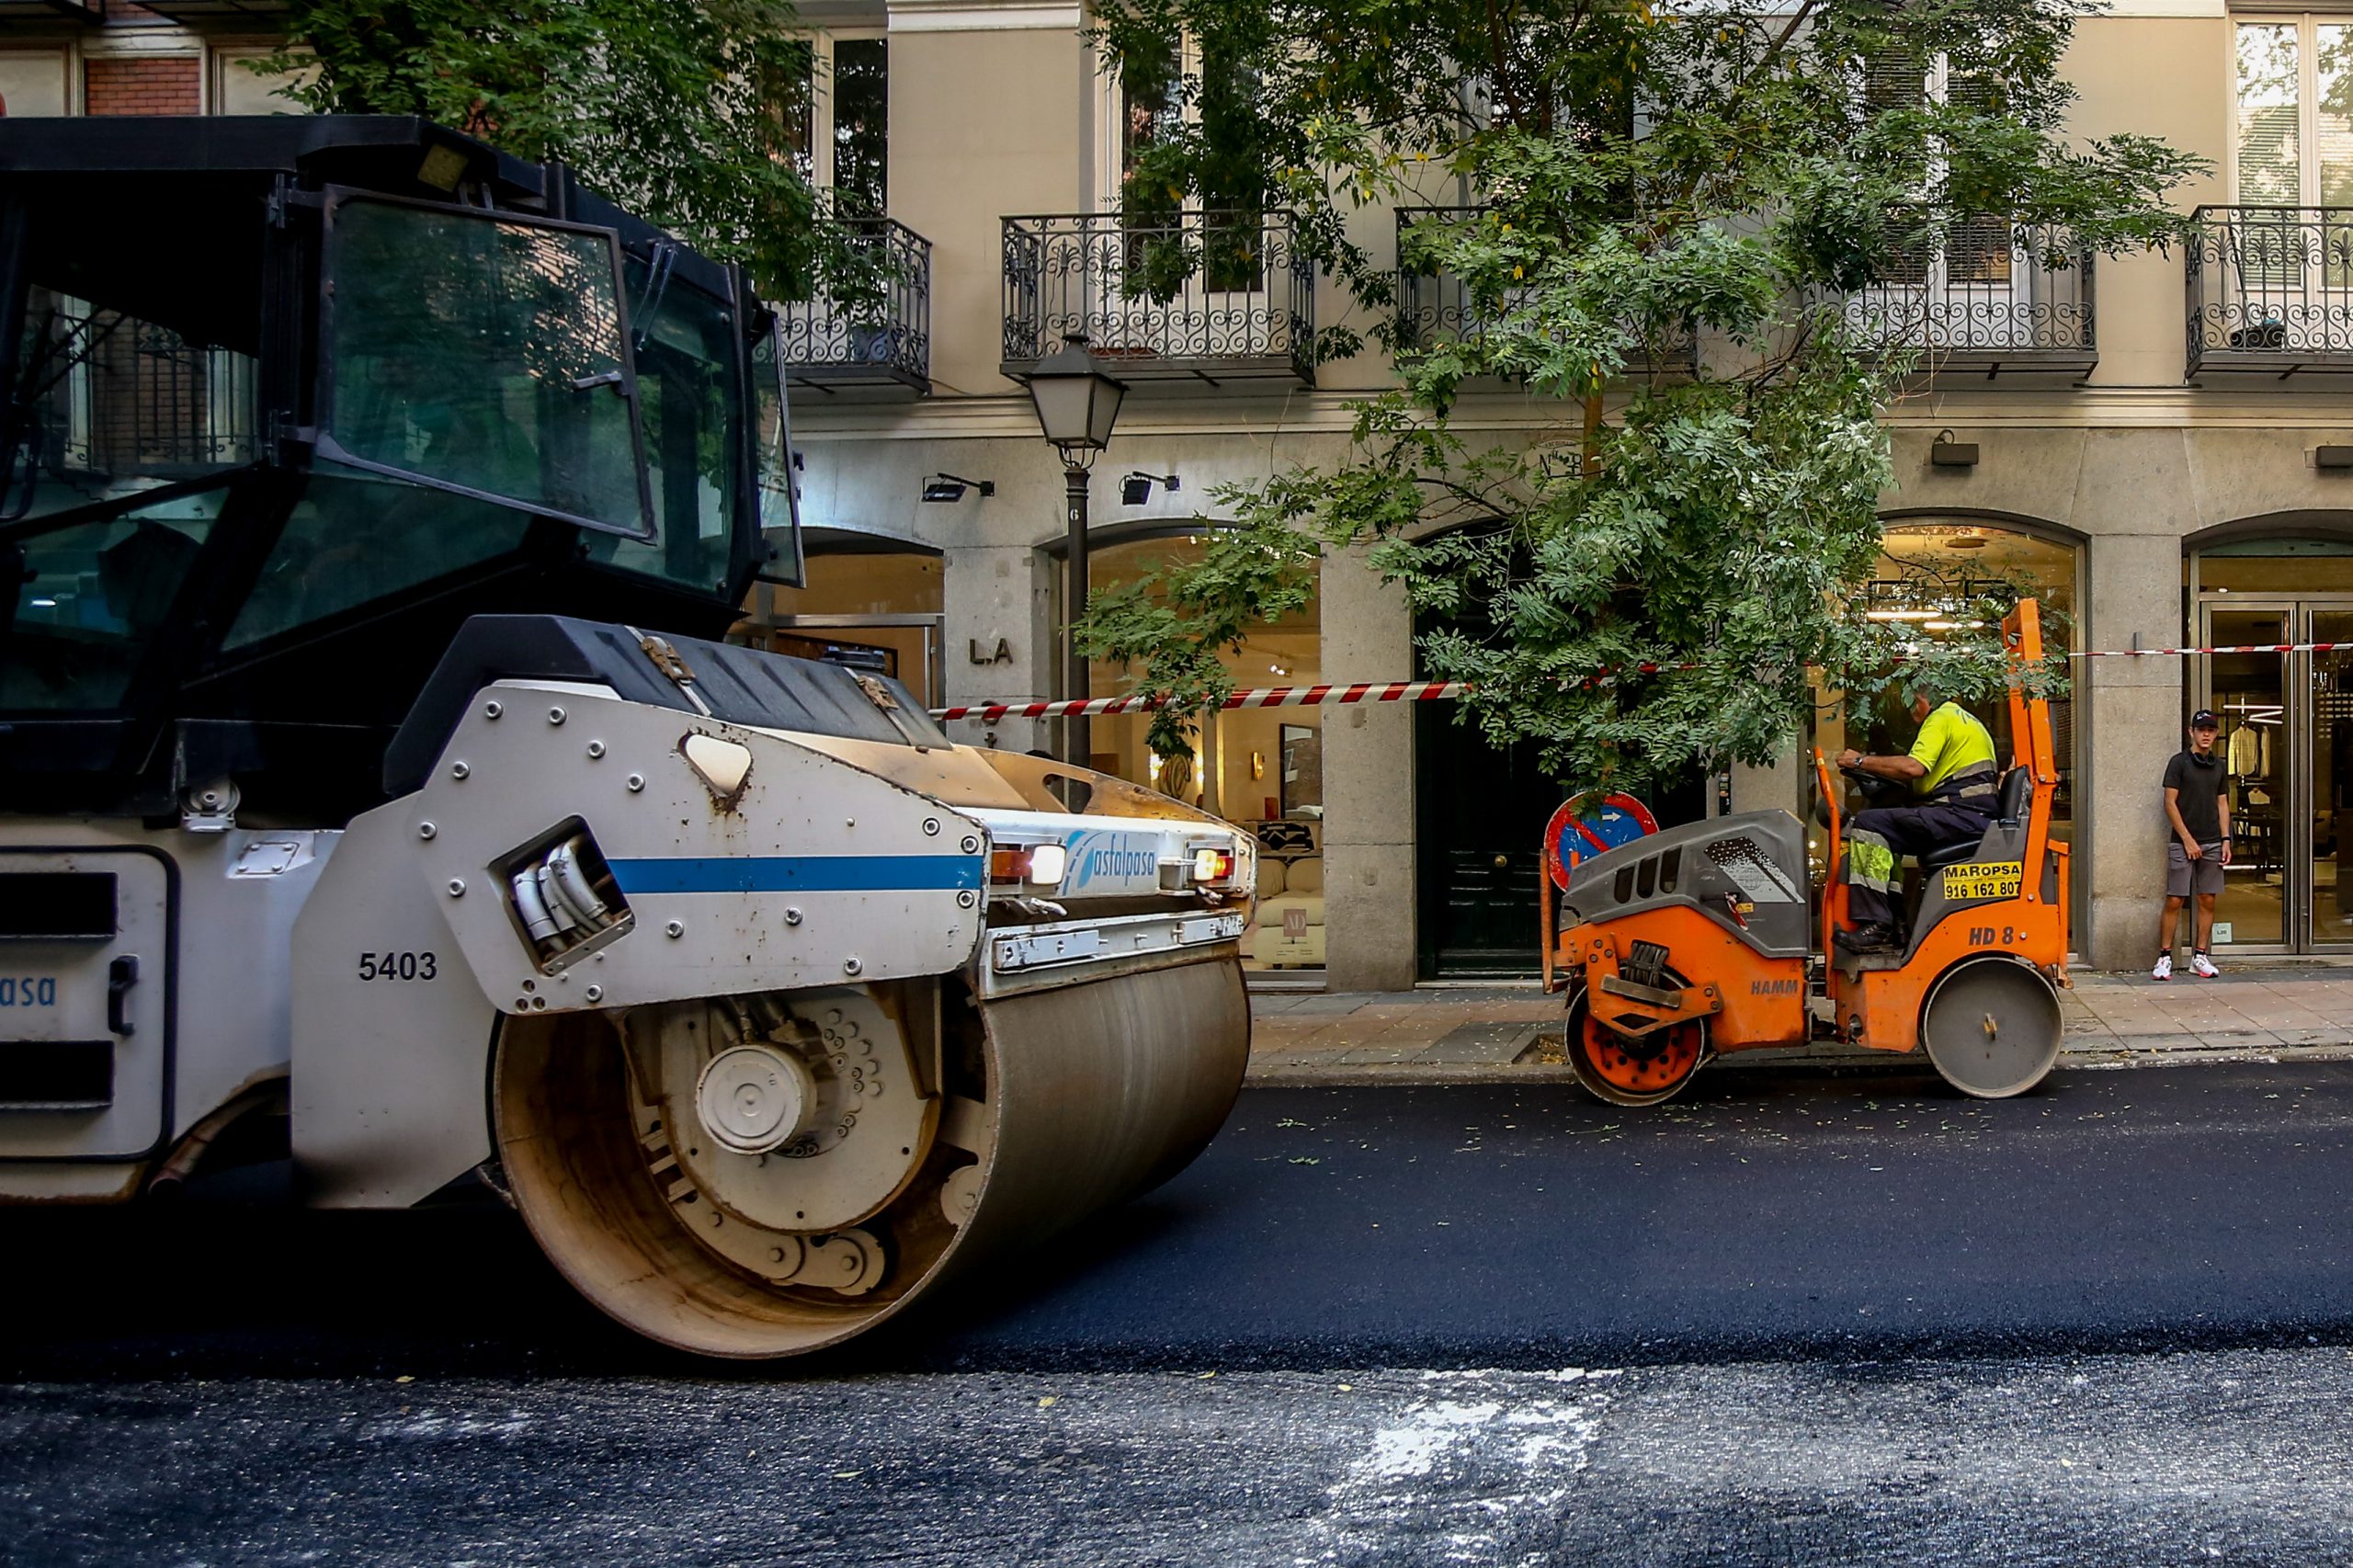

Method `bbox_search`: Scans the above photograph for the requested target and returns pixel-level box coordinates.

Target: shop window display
[744,545,945,706]
[1083,532,1324,974]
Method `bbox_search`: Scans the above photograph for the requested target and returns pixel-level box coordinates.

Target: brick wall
[85,56,199,117]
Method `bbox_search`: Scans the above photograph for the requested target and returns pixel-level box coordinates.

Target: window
[1809,522,2081,887]
[5,493,222,710]
[1098,35,1266,292]
[224,472,533,651]
[585,261,745,595]
[1845,52,2052,348]
[786,33,888,216]
[210,46,314,115]
[2234,17,2353,206]
[11,289,258,520]
[319,197,650,538]
[1075,532,1324,973]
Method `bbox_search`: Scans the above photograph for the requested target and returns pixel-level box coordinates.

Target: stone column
[2075,433,2193,971]
[938,538,1053,759]
[1319,543,1418,991]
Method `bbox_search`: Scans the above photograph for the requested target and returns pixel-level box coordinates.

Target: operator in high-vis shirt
[1833,684,2000,954]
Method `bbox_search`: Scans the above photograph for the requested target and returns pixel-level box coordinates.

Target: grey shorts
[2166,840,2225,899]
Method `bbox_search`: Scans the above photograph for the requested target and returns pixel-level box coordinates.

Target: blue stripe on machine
[608,855,984,894]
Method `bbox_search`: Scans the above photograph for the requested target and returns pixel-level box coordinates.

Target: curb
[1243,1038,2353,1087]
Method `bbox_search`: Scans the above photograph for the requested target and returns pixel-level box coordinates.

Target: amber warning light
[989,843,1068,887]
[1192,847,1235,884]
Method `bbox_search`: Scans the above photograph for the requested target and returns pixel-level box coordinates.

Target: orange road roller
[1540,600,2070,1104]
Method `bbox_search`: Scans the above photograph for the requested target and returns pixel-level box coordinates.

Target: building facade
[16,0,2353,979]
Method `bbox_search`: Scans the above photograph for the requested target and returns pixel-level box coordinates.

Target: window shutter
[1863,49,1926,115]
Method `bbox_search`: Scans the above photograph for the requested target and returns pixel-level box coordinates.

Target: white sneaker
[2191,951,2220,980]
[2152,953,2172,981]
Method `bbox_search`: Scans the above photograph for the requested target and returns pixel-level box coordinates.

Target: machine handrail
[2002,597,2061,933]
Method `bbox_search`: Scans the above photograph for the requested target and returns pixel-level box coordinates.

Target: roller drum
[494,955,1249,1358]
[949,959,1252,1272]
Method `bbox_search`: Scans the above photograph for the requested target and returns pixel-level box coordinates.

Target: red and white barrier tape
[932,679,1470,722]
[2072,642,2353,657]
[928,642,2353,722]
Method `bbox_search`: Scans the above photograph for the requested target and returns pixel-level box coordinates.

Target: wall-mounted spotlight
[1120,472,1181,506]
[1928,428,1979,468]
[921,472,995,503]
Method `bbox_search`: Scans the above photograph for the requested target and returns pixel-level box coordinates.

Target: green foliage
[1079,0,2200,797]
[254,0,843,301]
[1076,514,1321,759]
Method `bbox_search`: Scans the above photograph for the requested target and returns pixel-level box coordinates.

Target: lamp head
[1120,472,1180,505]
[1027,332,1128,459]
[921,473,995,503]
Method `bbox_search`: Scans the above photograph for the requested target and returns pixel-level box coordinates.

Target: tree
[1076,0,2198,795]
[255,0,835,301]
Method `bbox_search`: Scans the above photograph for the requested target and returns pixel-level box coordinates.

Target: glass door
[2196,597,2353,951]
[2200,604,2290,949]
[2309,608,2353,947]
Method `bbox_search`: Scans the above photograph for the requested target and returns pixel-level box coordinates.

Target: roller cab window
[6,290,258,523]
[314,192,655,540]
[751,320,803,587]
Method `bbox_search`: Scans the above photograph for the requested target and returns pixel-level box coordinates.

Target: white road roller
[0,118,1254,1356]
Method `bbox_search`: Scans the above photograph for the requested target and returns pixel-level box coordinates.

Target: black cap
[2190,709,2220,729]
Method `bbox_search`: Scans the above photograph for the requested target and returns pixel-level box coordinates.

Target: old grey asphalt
[12,1063,2353,1564]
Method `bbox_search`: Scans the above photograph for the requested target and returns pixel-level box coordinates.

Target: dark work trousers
[1843,801,1999,929]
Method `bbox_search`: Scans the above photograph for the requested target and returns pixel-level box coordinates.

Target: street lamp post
[1024,333,1127,767]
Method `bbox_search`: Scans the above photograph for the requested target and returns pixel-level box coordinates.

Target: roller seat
[1918,768,2032,872]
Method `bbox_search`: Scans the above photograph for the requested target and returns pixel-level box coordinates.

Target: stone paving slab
[1247,965,2353,1083]
[1421,1020,1548,1064]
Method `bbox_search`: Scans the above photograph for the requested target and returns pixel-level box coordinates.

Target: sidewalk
[1247,966,2353,1084]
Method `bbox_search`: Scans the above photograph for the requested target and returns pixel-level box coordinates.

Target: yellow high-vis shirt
[1908,701,1997,796]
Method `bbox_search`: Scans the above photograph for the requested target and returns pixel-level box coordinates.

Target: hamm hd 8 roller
[0,118,1254,1357]
[1541,600,2069,1105]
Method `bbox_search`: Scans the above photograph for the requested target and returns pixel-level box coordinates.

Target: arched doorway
[1410,609,1709,981]
[740,528,945,705]
[2188,517,2353,952]
[1055,523,1326,979]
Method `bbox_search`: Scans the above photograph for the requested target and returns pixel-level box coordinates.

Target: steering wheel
[1814,758,1902,827]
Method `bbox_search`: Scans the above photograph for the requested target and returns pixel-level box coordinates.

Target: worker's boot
[1835,921,1904,955]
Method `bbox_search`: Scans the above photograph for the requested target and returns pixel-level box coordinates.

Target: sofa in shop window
[1245,821,1324,968]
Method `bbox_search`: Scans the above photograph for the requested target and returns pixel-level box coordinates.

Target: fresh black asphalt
[5,1061,2353,1377]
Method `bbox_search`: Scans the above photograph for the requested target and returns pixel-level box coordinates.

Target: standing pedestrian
[2154,708,2232,981]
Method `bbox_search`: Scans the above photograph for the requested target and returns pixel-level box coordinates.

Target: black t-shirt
[2163,748,2229,844]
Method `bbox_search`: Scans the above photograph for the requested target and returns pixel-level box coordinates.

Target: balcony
[775,219,931,397]
[1833,220,2096,378]
[128,0,288,15]
[1392,207,1698,379]
[1000,210,1313,386]
[2186,206,2353,377]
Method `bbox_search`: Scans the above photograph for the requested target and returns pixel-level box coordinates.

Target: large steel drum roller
[494,956,1248,1358]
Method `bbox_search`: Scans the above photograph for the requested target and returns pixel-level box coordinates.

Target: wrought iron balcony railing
[775,219,931,395]
[1832,220,2095,376]
[1392,207,1698,377]
[2186,206,2353,376]
[1001,210,1313,385]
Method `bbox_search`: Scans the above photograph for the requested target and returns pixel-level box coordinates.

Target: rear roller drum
[1564,988,1706,1108]
[1919,957,2061,1099]
[492,960,1249,1358]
